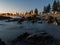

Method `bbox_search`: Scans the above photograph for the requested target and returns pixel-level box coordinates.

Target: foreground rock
[12,32,56,45]
[0,38,6,45]
[12,32,30,43]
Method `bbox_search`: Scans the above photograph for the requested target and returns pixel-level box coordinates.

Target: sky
[0,0,55,13]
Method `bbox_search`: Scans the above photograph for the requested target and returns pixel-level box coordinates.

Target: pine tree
[57,0,60,12]
[52,0,58,12]
[43,6,47,13]
[43,4,51,13]
[47,4,51,13]
[34,8,38,15]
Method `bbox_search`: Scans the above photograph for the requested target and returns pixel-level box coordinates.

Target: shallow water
[0,20,60,45]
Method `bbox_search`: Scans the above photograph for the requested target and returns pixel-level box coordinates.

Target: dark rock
[6,18,20,22]
[12,32,30,43]
[18,17,25,24]
[0,38,6,45]
[0,16,12,20]
[12,32,55,45]
[55,17,60,25]
[27,32,55,45]
[45,16,54,23]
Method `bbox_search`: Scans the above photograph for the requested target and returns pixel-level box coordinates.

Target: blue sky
[0,0,54,13]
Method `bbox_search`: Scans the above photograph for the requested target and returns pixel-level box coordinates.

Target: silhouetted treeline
[43,0,60,13]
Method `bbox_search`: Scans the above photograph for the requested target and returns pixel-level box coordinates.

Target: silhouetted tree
[43,6,47,13]
[52,0,58,12]
[29,10,33,14]
[47,4,51,13]
[25,12,28,15]
[34,8,38,15]
[31,10,33,14]
[57,0,60,12]
[43,4,51,13]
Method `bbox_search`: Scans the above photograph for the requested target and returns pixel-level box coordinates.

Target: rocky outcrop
[45,16,54,23]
